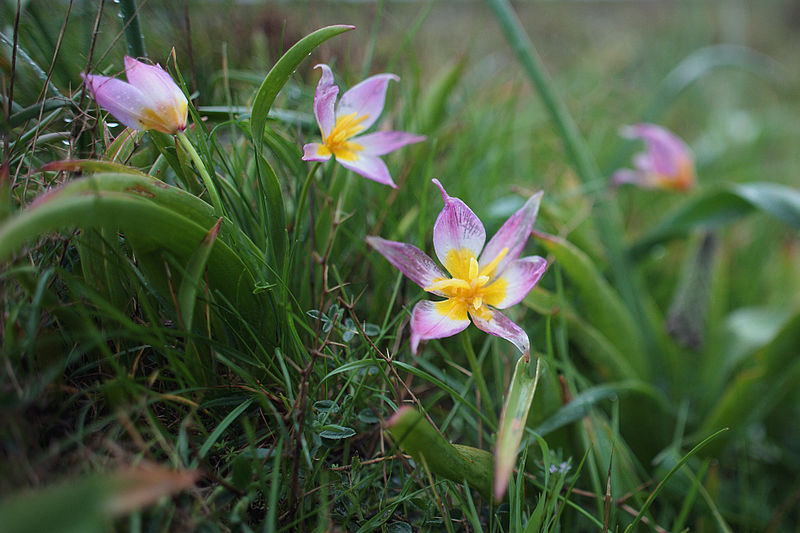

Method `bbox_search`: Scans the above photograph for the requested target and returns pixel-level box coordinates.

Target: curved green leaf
[386,407,493,500]
[0,188,274,342]
[631,182,800,258]
[537,233,649,379]
[249,24,354,149]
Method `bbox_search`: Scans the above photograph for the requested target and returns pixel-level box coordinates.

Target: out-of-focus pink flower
[82,56,188,135]
[367,179,547,360]
[302,64,425,188]
[612,123,696,191]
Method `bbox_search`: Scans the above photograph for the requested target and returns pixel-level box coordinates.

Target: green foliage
[2,1,799,531]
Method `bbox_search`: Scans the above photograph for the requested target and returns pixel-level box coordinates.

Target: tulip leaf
[699,309,800,452]
[249,24,354,149]
[631,182,800,258]
[536,233,649,379]
[494,356,540,502]
[0,181,274,343]
[531,381,663,438]
[41,160,149,177]
[386,407,493,500]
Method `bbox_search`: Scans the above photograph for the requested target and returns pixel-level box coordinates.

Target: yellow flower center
[317,112,368,161]
[425,247,509,321]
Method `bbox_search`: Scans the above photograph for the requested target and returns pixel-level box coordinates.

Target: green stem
[486,0,659,369]
[461,333,497,427]
[118,0,147,58]
[177,131,224,216]
[293,162,320,240]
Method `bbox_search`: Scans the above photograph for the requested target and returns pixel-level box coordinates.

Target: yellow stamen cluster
[425,247,509,321]
[317,112,368,161]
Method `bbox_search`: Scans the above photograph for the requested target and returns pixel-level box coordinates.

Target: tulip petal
[622,123,692,177]
[431,179,486,275]
[469,308,530,357]
[124,57,185,109]
[365,236,448,294]
[82,74,155,131]
[485,256,548,309]
[356,131,426,156]
[313,64,338,139]
[302,143,332,162]
[410,300,470,354]
[337,153,396,188]
[480,191,542,274]
[337,73,398,132]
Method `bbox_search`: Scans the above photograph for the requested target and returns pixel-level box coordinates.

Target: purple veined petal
[365,236,448,294]
[337,153,397,188]
[124,56,186,111]
[480,191,543,275]
[622,123,692,177]
[313,64,338,139]
[431,179,486,276]
[337,73,399,132]
[485,256,548,309]
[81,74,154,131]
[469,308,530,359]
[355,131,426,156]
[302,143,332,162]
[409,299,470,354]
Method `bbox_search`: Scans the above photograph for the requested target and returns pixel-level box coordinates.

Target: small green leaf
[319,425,356,440]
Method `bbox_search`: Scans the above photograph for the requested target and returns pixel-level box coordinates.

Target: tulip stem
[177,132,224,216]
[293,162,320,239]
[461,333,497,427]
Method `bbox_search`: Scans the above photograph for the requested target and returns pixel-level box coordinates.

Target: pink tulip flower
[302,64,425,188]
[367,180,547,359]
[82,56,188,135]
[612,123,696,191]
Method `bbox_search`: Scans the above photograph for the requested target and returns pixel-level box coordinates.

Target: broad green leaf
[537,233,649,379]
[494,356,540,502]
[41,160,149,177]
[0,185,274,342]
[386,407,493,500]
[532,381,664,437]
[631,183,800,258]
[700,310,800,450]
[0,466,196,533]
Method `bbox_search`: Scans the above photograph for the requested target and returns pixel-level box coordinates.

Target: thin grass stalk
[485,0,659,368]
[461,333,497,427]
[118,0,146,58]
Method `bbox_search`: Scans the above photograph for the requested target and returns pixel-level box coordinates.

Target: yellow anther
[472,296,483,310]
[425,278,471,293]
[468,257,479,281]
[479,247,509,278]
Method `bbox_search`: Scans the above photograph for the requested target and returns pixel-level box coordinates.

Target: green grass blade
[197,398,253,460]
[178,217,222,332]
[118,0,146,58]
[622,428,729,533]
